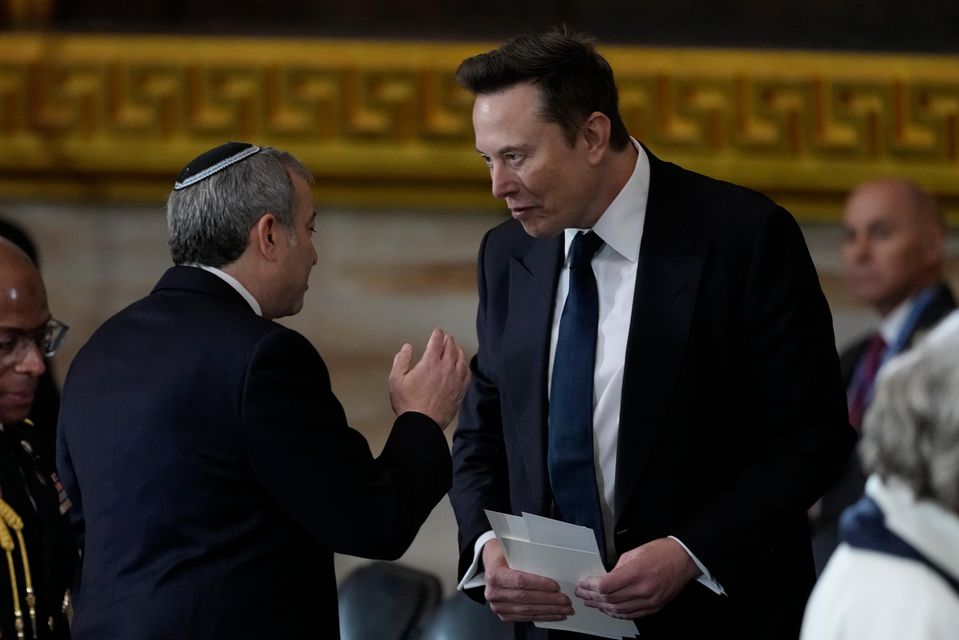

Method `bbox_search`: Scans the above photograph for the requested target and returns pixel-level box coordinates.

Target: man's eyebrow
[0,321,49,333]
[476,144,532,156]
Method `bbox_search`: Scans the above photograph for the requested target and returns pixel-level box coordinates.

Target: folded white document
[485,510,638,639]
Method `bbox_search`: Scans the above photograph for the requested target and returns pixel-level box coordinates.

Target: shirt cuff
[668,535,726,595]
[457,530,497,591]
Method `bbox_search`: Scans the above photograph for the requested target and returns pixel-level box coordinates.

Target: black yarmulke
[173,142,262,190]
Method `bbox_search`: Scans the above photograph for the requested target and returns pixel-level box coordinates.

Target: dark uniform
[0,419,75,639]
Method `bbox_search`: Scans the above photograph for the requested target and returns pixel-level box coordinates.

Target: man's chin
[519,220,561,240]
[285,297,306,318]
[0,405,31,425]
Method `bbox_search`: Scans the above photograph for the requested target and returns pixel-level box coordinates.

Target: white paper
[484,509,638,639]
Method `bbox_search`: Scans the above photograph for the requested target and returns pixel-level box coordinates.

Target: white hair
[860,310,959,511]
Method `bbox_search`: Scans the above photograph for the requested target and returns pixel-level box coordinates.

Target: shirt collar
[193,264,263,316]
[563,138,649,263]
[876,284,937,346]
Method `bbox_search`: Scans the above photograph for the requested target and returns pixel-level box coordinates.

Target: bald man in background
[0,239,75,638]
[810,178,955,572]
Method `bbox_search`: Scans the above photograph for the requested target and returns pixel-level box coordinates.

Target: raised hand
[388,328,470,429]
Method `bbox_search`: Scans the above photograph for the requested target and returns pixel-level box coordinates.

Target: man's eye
[0,337,16,353]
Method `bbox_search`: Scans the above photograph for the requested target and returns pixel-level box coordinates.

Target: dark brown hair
[456,28,630,151]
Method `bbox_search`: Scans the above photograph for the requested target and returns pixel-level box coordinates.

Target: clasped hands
[481,536,699,622]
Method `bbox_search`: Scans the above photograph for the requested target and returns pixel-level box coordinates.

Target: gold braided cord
[0,500,35,639]
[0,517,24,639]
[13,530,35,639]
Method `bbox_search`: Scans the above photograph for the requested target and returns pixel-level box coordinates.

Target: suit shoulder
[666,160,777,209]
[659,159,788,231]
[72,285,290,376]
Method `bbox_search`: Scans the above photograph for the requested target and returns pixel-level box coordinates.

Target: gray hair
[861,310,959,511]
[166,147,313,267]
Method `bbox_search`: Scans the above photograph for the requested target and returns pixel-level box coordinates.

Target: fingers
[575,580,659,619]
[421,327,446,362]
[485,566,573,623]
[390,343,413,378]
[487,591,573,622]
[481,540,570,622]
[451,340,469,389]
[579,567,631,595]
[575,555,650,618]
[575,580,644,605]
[425,328,469,364]
[490,566,561,593]
[422,329,470,389]
[576,589,661,618]
[442,333,465,359]
[388,327,470,426]
[575,540,694,620]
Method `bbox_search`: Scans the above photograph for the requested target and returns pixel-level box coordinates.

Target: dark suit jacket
[56,266,452,639]
[450,149,856,639]
[811,282,956,572]
[0,421,75,639]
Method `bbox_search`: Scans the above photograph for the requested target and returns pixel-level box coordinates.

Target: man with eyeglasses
[0,238,75,639]
[0,218,65,461]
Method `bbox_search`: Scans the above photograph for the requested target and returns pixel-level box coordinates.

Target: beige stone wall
[2,201,956,595]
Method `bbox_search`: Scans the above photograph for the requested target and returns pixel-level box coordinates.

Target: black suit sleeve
[240,328,452,560]
[450,230,512,584]
[56,420,84,591]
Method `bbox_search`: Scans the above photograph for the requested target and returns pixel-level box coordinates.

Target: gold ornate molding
[1,0,54,27]
[1,33,957,221]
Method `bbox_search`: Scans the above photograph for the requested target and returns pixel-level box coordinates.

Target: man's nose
[847,234,871,261]
[14,340,46,377]
[490,164,518,200]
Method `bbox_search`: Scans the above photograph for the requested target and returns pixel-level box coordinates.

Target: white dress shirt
[194,264,262,316]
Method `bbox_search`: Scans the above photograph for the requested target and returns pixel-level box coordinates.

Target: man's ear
[582,111,612,165]
[251,213,280,261]
[922,227,947,269]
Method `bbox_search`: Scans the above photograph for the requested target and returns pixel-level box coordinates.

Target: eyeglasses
[0,318,69,367]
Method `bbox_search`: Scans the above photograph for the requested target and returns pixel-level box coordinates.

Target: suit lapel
[614,154,705,518]
[502,235,563,514]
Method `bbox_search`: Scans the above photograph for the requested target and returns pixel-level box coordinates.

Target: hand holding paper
[482,539,574,623]
[484,510,638,639]
[576,538,700,619]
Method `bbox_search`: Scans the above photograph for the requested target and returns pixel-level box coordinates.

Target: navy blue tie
[548,231,606,556]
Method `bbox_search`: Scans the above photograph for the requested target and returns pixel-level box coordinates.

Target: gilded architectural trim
[1,33,957,220]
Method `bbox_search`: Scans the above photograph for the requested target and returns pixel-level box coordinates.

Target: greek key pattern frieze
[1,34,957,211]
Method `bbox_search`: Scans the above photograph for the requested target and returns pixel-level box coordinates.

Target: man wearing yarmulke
[56,143,470,639]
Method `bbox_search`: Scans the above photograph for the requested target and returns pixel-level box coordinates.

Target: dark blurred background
[38,0,959,53]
